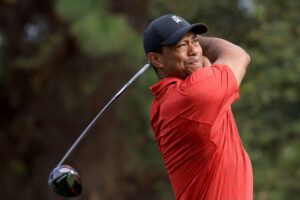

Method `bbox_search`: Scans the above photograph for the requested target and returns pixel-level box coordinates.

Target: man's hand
[203,56,211,68]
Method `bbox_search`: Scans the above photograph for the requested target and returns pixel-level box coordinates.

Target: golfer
[143,14,253,199]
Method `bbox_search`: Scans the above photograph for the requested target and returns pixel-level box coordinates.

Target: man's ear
[148,52,163,69]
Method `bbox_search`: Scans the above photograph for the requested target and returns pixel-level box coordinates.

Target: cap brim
[161,23,208,45]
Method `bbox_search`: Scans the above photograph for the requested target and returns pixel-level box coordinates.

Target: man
[143,14,253,199]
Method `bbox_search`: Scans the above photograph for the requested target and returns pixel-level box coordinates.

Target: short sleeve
[178,64,239,123]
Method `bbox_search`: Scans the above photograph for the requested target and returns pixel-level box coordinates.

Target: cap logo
[171,15,182,23]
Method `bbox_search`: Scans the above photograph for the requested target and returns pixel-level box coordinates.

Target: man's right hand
[203,56,212,68]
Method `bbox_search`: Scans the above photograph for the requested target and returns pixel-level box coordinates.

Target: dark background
[0,0,299,199]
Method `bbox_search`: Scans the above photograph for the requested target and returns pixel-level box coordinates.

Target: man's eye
[193,38,200,43]
[177,43,186,48]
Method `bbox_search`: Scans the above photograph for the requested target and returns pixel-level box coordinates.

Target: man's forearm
[197,36,251,85]
[197,36,246,62]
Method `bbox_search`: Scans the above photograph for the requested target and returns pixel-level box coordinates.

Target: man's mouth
[185,57,202,66]
[189,60,200,65]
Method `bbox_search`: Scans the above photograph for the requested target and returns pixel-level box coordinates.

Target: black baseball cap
[143,14,208,55]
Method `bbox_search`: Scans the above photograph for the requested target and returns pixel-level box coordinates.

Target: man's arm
[197,36,251,86]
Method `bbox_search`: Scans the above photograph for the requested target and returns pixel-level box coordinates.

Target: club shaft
[57,63,151,167]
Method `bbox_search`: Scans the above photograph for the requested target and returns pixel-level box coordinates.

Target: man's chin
[185,64,203,74]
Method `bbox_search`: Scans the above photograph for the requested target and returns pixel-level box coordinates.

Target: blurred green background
[0,0,299,199]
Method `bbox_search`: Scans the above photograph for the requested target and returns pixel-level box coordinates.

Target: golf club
[48,62,151,197]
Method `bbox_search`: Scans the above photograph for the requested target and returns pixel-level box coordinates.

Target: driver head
[48,165,82,197]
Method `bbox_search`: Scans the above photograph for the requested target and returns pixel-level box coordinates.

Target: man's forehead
[161,31,197,51]
[178,31,197,42]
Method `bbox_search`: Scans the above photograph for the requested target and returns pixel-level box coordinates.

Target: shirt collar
[150,77,182,96]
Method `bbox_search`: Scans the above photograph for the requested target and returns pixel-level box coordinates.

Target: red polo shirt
[150,64,253,200]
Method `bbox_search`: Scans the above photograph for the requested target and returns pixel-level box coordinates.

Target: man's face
[160,32,205,78]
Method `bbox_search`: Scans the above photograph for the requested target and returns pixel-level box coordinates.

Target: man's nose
[188,43,202,56]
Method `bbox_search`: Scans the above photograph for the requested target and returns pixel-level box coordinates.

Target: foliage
[236,0,300,199]
[0,0,299,199]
